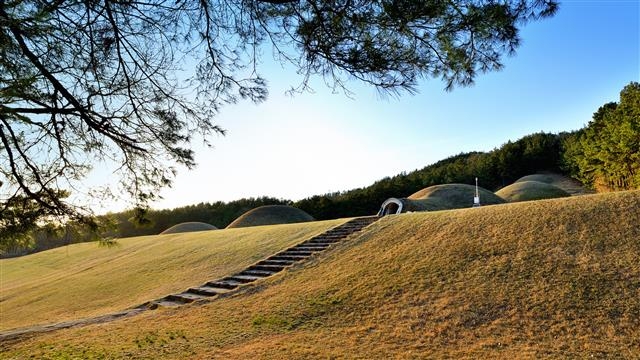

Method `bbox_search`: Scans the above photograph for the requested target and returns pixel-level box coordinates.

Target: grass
[2,191,640,358]
[496,180,571,202]
[0,218,345,332]
[226,205,315,228]
[160,222,218,234]
[406,183,506,210]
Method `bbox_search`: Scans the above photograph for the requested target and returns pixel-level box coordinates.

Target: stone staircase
[145,216,379,308]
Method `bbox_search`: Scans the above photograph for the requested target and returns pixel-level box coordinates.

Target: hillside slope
[3,191,639,359]
[0,219,344,331]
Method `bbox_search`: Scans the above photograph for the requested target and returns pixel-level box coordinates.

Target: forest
[3,82,638,257]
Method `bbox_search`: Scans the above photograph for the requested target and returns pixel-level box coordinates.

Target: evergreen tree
[563,82,640,191]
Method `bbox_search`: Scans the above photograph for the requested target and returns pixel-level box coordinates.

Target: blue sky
[95,0,639,213]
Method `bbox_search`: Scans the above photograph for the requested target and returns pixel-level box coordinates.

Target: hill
[159,222,218,234]
[515,173,591,196]
[226,205,315,228]
[0,219,344,332]
[3,190,639,358]
[496,180,570,202]
[407,183,505,209]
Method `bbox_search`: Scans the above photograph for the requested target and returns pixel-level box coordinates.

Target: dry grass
[496,180,570,202]
[0,219,344,332]
[2,191,640,359]
[227,205,315,229]
[160,222,218,234]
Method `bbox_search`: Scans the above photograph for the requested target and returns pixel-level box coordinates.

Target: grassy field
[0,219,345,332]
[2,191,640,359]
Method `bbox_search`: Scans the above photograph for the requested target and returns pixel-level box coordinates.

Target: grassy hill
[2,191,639,358]
[0,219,344,332]
[159,222,218,234]
[407,183,506,210]
[515,173,592,196]
[227,205,315,229]
[496,180,570,202]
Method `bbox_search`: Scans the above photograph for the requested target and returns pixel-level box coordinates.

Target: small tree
[0,0,557,242]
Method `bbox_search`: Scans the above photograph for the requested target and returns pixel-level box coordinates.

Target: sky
[93,0,639,213]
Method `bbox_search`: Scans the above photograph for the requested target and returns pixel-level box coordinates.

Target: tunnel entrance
[377,198,403,216]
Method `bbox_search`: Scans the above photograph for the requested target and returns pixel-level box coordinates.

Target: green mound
[515,173,590,195]
[159,222,217,234]
[227,205,315,229]
[496,180,571,202]
[406,183,505,211]
[516,173,556,184]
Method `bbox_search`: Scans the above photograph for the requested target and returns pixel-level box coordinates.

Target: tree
[0,0,557,242]
[563,82,640,191]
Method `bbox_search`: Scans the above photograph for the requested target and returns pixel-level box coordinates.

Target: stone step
[299,242,333,248]
[280,251,313,257]
[166,292,208,303]
[342,222,373,227]
[335,225,371,232]
[226,274,263,282]
[257,259,295,266]
[290,246,324,252]
[187,286,228,297]
[152,300,183,308]
[308,237,340,243]
[268,255,307,261]
[340,222,376,228]
[317,233,353,238]
[349,217,377,222]
[308,235,340,240]
[350,223,376,228]
[296,242,330,247]
[205,280,242,289]
[249,264,286,272]
[278,251,312,256]
[239,269,275,278]
[322,231,355,236]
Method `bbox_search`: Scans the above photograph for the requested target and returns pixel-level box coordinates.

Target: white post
[473,177,481,207]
